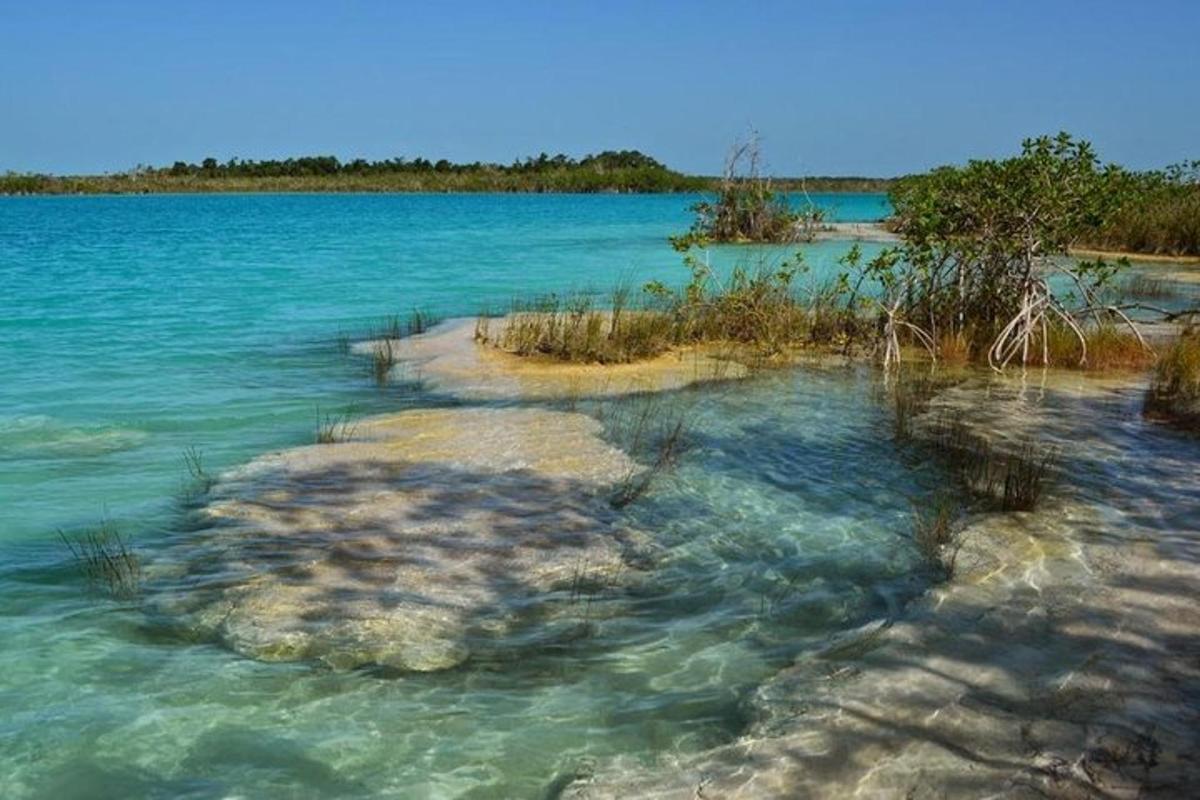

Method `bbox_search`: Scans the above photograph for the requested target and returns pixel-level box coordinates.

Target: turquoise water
[0,193,937,798]
[1,193,888,542]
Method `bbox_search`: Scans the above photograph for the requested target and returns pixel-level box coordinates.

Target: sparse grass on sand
[315,408,358,444]
[477,272,861,367]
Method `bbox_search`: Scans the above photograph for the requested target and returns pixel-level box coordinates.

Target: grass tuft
[59,522,141,599]
[1145,332,1200,427]
[315,407,358,444]
[598,395,692,508]
[372,339,396,385]
[911,493,963,581]
[923,415,1058,511]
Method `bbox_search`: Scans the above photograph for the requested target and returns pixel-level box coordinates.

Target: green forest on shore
[4,144,1196,258]
[0,149,888,195]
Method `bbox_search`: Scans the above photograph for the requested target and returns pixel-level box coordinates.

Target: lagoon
[3,192,1197,798]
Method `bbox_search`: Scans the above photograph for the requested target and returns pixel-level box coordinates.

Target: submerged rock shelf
[153,321,1199,797]
[569,376,1200,799]
[163,407,651,672]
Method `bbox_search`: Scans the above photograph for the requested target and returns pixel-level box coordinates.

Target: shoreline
[568,371,1200,798]
[240,320,1200,795]
[1069,246,1200,266]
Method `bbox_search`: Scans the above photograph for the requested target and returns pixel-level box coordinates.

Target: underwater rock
[568,377,1200,799]
[168,407,649,672]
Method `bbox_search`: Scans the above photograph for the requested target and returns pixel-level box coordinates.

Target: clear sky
[2,0,1198,176]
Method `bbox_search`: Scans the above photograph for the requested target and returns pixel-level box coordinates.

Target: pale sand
[1070,247,1200,266]
[812,221,900,243]
[353,317,746,401]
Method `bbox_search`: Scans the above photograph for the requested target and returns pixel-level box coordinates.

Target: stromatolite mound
[161,407,652,672]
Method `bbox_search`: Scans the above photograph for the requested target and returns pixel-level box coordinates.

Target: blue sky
[2,0,1197,176]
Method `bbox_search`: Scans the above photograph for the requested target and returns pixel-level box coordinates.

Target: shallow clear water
[0,193,964,798]
[1,192,888,542]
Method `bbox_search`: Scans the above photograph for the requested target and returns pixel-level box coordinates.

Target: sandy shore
[353,317,746,401]
[813,221,900,243]
[1070,247,1200,266]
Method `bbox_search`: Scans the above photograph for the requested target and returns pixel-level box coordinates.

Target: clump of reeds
[368,308,438,343]
[483,289,677,365]
[883,372,949,442]
[379,314,404,341]
[315,407,358,444]
[58,522,141,599]
[1145,331,1200,427]
[923,414,1058,511]
[179,445,217,504]
[407,308,434,336]
[372,339,396,385]
[911,493,963,580]
[1028,322,1156,371]
[480,265,862,366]
[999,443,1057,510]
[599,395,692,508]
[1121,272,1174,300]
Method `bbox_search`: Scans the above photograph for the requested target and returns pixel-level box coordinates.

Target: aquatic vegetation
[883,372,951,442]
[1121,272,1174,300]
[314,408,358,444]
[923,414,1058,511]
[179,445,217,505]
[371,339,396,385]
[1145,331,1200,426]
[1048,323,1155,371]
[58,522,141,599]
[406,308,434,336]
[482,258,861,366]
[484,291,675,364]
[999,442,1058,510]
[910,493,963,580]
[671,133,823,247]
[334,328,352,355]
[605,395,691,508]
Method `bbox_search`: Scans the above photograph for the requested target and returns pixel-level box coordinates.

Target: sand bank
[353,317,746,401]
[813,221,900,243]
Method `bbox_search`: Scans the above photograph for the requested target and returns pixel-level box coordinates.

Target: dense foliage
[868,133,1153,368]
[0,155,893,195]
[0,150,708,194]
[1082,162,1200,257]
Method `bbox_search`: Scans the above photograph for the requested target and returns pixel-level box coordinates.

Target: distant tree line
[1081,161,1200,257]
[163,149,673,179]
[0,149,895,196]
